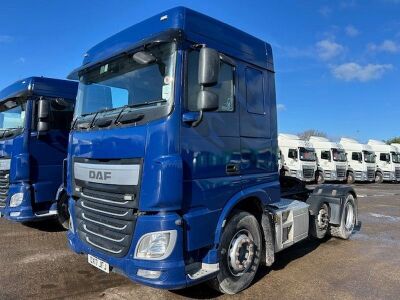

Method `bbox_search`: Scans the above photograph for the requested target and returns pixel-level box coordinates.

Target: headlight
[296,170,302,177]
[10,193,24,207]
[135,230,177,260]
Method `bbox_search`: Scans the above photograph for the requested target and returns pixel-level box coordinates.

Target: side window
[380,153,389,161]
[352,152,361,161]
[50,100,75,130]
[187,50,234,112]
[34,100,75,130]
[321,150,331,160]
[245,67,264,114]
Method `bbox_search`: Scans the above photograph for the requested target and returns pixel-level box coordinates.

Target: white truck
[368,140,400,183]
[340,138,376,183]
[309,136,348,184]
[278,134,317,183]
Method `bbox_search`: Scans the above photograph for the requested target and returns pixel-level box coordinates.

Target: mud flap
[261,213,275,266]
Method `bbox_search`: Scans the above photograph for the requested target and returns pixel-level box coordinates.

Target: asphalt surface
[0,183,399,300]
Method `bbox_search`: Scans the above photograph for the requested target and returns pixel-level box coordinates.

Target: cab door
[180,49,241,250]
[29,100,74,204]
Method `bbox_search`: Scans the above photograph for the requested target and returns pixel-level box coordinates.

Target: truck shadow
[23,220,66,232]
[172,237,326,299]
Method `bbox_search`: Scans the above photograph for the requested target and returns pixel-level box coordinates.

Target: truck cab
[66,7,358,294]
[0,77,77,226]
[340,138,376,184]
[309,136,347,184]
[278,134,317,182]
[368,140,400,183]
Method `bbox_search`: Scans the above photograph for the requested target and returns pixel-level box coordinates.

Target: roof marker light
[160,15,168,21]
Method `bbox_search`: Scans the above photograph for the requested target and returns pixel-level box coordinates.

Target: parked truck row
[0,7,361,295]
[278,134,400,184]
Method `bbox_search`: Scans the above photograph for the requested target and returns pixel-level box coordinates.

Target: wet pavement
[0,183,399,299]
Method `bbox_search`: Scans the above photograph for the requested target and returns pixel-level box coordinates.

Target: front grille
[75,188,138,258]
[395,168,400,180]
[302,167,315,179]
[73,157,141,258]
[367,167,375,180]
[0,170,10,208]
[336,167,346,178]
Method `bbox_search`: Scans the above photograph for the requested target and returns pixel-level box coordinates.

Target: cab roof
[72,7,273,77]
[0,77,78,104]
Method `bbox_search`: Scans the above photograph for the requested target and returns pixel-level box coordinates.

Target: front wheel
[56,193,70,230]
[210,211,262,295]
[375,172,383,184]
[316,171,325,184]
[347,172,355,184]
[329,194,356,240]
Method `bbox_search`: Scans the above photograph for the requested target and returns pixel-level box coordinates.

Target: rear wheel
[56,193,70,230]
[347,172,355,184]
[210,211,262,295]
[375,172,383,184]
[310,203,329,239]
[330,194,356,240]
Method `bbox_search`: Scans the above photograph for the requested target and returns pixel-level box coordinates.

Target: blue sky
[0,0,399,142]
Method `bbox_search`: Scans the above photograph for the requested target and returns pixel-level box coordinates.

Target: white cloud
[18,57,26,63]
[345,25,360,37]
[319,6,332,17]
[277,104,286,112]
[316,39,345,60]
[331,63,393,82]
[0,35,13,43]
[368,40,400,53]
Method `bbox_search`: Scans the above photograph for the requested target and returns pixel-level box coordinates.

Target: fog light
[10,212,21,217]
[137,269,161,279]
[10,193,24,207]
[135,230,177,260]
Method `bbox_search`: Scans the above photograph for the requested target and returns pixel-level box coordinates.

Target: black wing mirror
[37,99,50,135]
[191,47,220,127]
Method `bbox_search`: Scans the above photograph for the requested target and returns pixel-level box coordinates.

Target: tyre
[347,172,355,184]
[310,203,329,239]
[316,171,325,184]
[375,172,383,184]
[210,211,262,294]
[56,193,70,230]
[329,194,356,240]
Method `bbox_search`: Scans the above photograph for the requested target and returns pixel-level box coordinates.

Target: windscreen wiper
[114,99,166,125]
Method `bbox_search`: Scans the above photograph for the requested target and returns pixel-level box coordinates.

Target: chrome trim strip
[81,201,129,217]
[81,192,129,205]
[85,236,123,254]
[81,213,127,231]
[83,224,125,243]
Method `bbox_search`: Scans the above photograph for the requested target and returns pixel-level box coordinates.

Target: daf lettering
[89,170,112,181]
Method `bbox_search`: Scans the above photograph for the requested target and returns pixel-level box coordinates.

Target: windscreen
[74,42,176,123]
[332,148,347,162]
[392,152,400,163]
[363,151,376,163]
[299,147,316,161]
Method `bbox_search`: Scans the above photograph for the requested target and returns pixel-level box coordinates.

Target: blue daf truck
[67,7,358,294]
[0,77,77,228]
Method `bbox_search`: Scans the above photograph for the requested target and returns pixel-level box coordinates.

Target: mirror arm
[192,110,203,127]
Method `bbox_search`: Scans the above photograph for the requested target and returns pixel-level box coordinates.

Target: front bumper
[67,198,207,290]
[1,183,56,222]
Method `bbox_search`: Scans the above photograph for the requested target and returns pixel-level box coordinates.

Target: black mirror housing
[37,99,50,134]
[198,90,218,112]
[198,47,220,85]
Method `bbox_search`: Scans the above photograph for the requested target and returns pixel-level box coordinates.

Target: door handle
[226,163,240,175]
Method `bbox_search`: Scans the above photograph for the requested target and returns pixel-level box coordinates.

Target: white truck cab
[309,136,348,184]
[340,138,376,183]
[368,140,400,183]
[278,134,317,182]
